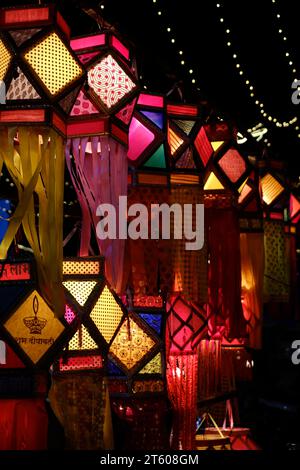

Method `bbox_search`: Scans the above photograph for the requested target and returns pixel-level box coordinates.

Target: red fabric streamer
[0,399,48,450]
[166,354,198,450]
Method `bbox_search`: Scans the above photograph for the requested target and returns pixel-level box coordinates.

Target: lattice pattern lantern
[55,257,129,373]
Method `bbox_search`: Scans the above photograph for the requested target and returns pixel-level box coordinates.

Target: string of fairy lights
[270,0,299,83]
[150,0,200,91]
[215,2,299,137]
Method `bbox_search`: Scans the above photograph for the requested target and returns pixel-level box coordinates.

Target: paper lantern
[0,4,84,134]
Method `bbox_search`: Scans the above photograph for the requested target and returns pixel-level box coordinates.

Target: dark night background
[1,0,300,450]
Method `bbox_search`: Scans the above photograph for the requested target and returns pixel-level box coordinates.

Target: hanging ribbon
[0,127,65,317]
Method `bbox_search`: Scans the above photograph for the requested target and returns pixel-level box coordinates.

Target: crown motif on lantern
[23,295,47,335]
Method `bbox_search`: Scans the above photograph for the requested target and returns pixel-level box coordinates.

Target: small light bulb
[181,60,185,65]
[245,80,250,85]
[171,38,175,43]
[226,29,230,34]
[167,27,171,32]
[236,63,240,68]
[220,18,224,22]
[285,52,289,57]
[249,85,254,90]
[239,70,243,75]
[233,54,237,59]
[189,69,193,74]
[158,11,162,15]
[192,79,196,84]
[250,93,254,97]
[179,50,183,55]
[227,42,231,46]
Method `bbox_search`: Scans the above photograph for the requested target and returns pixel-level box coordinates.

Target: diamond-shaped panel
[90,286,124,344]
[218,148,247,183]
[88,54,136,109]
[3,290,64,364]
[110,316,156,372]
[24,32,83,96]
[0,39,12,81]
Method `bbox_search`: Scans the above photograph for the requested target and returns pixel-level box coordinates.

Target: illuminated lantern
[0,4,85,316]
[65,30,139,293]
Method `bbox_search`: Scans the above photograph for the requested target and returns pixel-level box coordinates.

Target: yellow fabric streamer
[0,127,65,317]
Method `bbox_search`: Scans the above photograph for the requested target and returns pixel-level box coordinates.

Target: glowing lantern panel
[0,39,12,81]
[63,280,97,306]
[3,290,64,364]
[110,317,156,372]
[218,148,247,183]
[90,286,124,344]
[261,174,284,205]
[24,32,83,96]
[88,54,136,109]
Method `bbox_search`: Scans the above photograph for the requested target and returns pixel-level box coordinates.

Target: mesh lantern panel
[68,324,98,351]
[139,353,162,374]
[110,317,156,372]
[88,54,136,109]
[63,281,97,306]
[90,286,124,344]
[218,149,246,183]
[63,260,101,276]
[261,174,284,205]
[24,32,83,96]
[0,39,12,81]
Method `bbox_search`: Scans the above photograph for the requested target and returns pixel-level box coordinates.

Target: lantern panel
[68,324,98,351]
[132,379,164,393]
[110,317,156,372]
[211,141,224,152]
[24,32,83,96]
[194,127,213,166]
[9,28,41,47]
[58,355,102,371]
[175,147,196,169]
[141,111,164,130]
[0,39,12,81]
[168,124,184,156]
[137,173,168,185]
[204,172,224,190]
[111,36,130,60]
[139,353,162,374]
[138,93,164,107]
[63,280,97,306]
[167,104,197,116]
[238,183,252,204]
[174,119,195,136]
[128,117,155,161]
[290,194,300,219]
[63,259,101,276]
[143,145,166,168]
[3,290,64,364]
[90,286,124,344]
[88,54,136,109]
[261,173,284,205]
[218,148,246,183]
[138,313,162,335]
[115,98,137,125]
[70,88,99,116]
[6,70,40,100]
[70,34,106,51]
[170,174,199,185]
